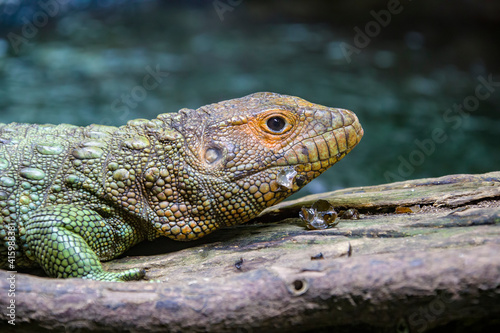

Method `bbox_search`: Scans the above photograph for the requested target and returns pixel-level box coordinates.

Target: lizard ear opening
[204,147,223,164]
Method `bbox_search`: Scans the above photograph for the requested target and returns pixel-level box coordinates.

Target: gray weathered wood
[1,172,499,332]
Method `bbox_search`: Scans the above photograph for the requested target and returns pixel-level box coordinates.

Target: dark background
[1,0,499,197]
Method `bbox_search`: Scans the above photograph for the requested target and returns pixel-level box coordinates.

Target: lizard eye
[256,111,295,137]
[266,116,287,133]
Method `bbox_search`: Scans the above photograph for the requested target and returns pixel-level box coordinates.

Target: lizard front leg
[25,205,145,281]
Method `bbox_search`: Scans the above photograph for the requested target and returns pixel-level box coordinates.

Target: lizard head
[148,92,363,240]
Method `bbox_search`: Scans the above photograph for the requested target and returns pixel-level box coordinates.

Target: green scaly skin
[0,92,363,281]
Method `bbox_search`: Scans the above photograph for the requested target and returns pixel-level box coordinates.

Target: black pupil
[267,117,286,132]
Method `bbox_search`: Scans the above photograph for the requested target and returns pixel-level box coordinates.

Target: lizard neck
[96,117,186,240]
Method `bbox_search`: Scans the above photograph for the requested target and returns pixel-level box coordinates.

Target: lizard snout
[278,107,363,170]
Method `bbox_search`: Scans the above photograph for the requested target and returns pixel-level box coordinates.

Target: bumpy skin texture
[0,92,363,281]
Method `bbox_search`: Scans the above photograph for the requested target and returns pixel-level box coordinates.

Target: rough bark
[2,172,500,332]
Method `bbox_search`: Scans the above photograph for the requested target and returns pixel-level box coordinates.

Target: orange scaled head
[149,92,363,240]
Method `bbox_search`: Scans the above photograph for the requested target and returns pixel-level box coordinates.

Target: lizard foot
[83,268,146,282]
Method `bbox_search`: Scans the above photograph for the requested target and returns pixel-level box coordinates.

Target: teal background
[1,1,499,196]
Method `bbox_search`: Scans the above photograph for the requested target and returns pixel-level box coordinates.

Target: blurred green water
[0,2,499,196]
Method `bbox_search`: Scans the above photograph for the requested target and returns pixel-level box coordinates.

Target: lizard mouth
[230,117,363,185]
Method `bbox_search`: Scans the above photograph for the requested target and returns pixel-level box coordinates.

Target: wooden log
[1,172,500,332]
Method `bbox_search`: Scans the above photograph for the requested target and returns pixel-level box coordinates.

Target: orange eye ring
[260,112,295,135]
[245,109,298,149]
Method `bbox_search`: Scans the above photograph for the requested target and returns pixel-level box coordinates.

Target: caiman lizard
[0,92,363,281]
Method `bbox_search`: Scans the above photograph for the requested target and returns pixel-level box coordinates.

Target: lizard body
[0,92,363,281]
